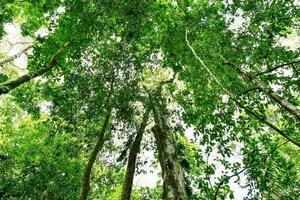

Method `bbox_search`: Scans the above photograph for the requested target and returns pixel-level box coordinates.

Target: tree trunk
[152,106,188,200]
[121,109,150,200]
[79,111,111,200]
[0,42,69,95]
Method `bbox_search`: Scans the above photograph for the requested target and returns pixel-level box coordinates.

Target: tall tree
[149,88,188,200]
[121,108,150,200]
[79,110,111,200]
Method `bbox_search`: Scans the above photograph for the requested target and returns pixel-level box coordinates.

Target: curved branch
[255,60,300,76]
[213,168,246,200]
[0,42,69,95]
[213,140,289,200]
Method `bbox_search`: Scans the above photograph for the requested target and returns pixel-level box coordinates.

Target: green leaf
[0,74,8,83]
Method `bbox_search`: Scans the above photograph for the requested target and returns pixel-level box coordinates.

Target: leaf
[0,74,8,83]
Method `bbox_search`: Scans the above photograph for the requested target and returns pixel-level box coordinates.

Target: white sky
[1,23,32,69]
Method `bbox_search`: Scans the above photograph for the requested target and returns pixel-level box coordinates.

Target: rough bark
[152,106,188,200]
[79,111,111,200]
[0,42,69,95]
[221,56,300,121]
[121,109,150,200]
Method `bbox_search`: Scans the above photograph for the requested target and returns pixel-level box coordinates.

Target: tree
[0,0,299,200]
[121,108,149,200]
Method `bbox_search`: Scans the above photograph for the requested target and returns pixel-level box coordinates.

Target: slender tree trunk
[121,109,150,200]
[79,111,111,200]
[221,56,300,121]
[152,106,188,200]
[0,42,69,95]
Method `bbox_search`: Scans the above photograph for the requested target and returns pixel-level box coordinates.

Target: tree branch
[213,140,289,200]
[221,56,300,121]
[235,101,300,148]
[239,87,260,95]
[213,168,246,200]
[185,29,300,148]
[159,72,177,89]
[0,42,69,95]
[255,60,300,76]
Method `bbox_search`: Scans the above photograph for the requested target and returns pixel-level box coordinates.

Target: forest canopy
[0,0,300,199]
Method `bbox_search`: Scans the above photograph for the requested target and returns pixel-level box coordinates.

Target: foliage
[0,0,300,199]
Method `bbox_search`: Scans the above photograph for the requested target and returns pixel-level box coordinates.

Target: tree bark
[120,109,150,200]
[79,111,111,200]
[152,106,188,200]
[0,42,69,95]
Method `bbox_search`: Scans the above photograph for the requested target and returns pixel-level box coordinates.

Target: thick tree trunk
[152,107,188,200]
[0,42,69,95]
[79,111,111,200]
[121,109,150,200]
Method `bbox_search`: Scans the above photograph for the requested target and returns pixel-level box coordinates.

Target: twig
[0,44,34,67]
[213,140,289,200]
[255,60,300,76]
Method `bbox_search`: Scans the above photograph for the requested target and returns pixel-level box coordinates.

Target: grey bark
[152,105,188,200]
